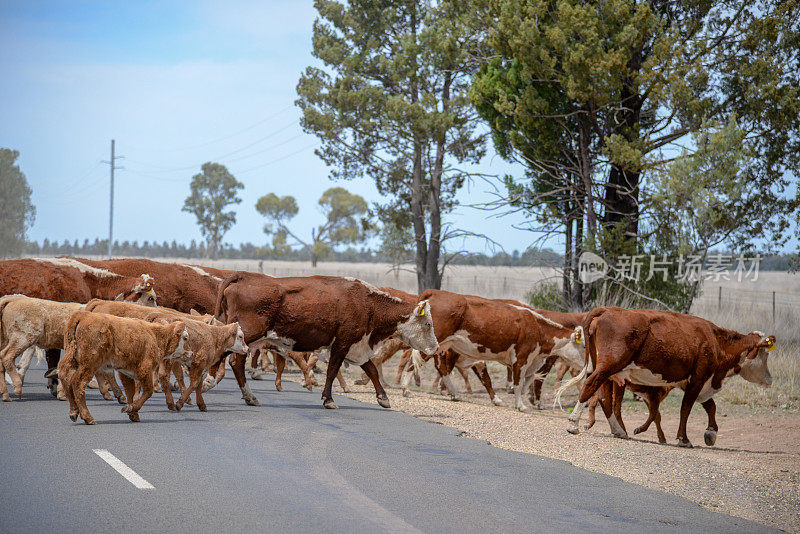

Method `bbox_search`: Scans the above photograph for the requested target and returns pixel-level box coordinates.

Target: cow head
[165,324,193,363]
[226,323,249,354]
[739,333,774,387]
[116,274,158,306]
[396,300,439,355]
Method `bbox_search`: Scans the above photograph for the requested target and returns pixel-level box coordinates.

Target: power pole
[102,140,124,259]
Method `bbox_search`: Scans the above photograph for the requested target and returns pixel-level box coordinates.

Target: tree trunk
[563,214,572,309]
[311,254,318,268]
[603,53,643,239]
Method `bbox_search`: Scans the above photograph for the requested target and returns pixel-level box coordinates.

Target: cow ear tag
[419,307,425,316]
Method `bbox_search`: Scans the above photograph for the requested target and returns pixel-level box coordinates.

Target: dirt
[296,365,800,533]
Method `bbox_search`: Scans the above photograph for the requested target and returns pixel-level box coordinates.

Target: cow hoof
[244,397,260,407]
[354,378,369,386]
[102,393,113,401]
[566,424,580,435]
[323,399,338,409]
[676,438,693,448]
[128,413,140,422]
[44,368,58,379]
[492,397,504,406]
[198,405,207,412]
[402,389,411,397]
[168,403,177,412]
[377,396,391,409]
[704,429,717,446]
[69,412,78,422]
[612,430,629,439]
[1,395,10,402]
[584,421,595,430]
[275,384,283,392]
[116,396,127,405]
[84,418,96,425]
[633,426,645,435]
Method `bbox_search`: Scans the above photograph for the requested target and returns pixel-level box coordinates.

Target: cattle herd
[0,257,775,448]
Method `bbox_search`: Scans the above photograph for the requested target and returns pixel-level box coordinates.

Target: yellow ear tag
[768,344,776,351]
[419,308,425,317]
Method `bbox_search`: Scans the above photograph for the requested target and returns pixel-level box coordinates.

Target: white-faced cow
[418,290,584,412]
[215,272,438,409]
[560,306,774,447]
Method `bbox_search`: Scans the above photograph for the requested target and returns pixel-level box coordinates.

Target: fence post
[718,286,722,311]
[773,291,776,324]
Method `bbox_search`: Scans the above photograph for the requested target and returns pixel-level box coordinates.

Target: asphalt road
[0,362,775,534]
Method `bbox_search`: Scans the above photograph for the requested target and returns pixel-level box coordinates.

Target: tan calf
[0,295,129,402]
[58,311,190,424]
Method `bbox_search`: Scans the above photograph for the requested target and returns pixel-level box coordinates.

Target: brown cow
[71,257,225,314]
[562,306,774,447]
[215,272,438,409]
[0,257,159,394]
[419,290,584,412]
[83,299,248,411]
[58,311,191,424]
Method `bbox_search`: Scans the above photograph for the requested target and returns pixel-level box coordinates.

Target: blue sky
[0,0,538,255]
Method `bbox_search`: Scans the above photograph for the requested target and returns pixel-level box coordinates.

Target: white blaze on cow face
[228,324,249,355]
[395,300,438,355]
[166,328,193,362]
[739,335,773,387]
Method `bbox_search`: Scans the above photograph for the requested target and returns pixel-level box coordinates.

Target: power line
[124,105,294,153]
[124,120,299,174]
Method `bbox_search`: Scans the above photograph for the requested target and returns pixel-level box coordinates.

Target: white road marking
[92,449,154,489]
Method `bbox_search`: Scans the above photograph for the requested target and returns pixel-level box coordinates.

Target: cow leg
[94,371,115,401]
[395,350,411,384]
[472,363,503,406]
[336,370,350,393]
[229,352,259,406]
[505,365,514,393]
[676,379,704,448]
[127,375,155,422]
[598,381,628,439]
[194,382,207,412]
[0,358,9,402]
[436,350,462,401]
[176,366,204,411]
[0,341,27,399]
[585,392,599,430]
[458,366,472,393]
[15,347,38,384]
[702,398,718,446]
[202,358,225,392]
[322,344,348,409]
[529,356,557,409]
[399,355,415,397]
[513,351,542,412]
[61,369,80,422]
[566,399,588,434]
[73,367,97,425]
[274,353,286,391]
[117,373,137,416]
[286,351,315,391]
[159,363,178,411]
[633,387,666,443]
[360,359,390,408]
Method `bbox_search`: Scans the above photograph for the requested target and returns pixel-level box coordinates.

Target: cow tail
[214,273,242,323]
[62,314,81,374]
[553,307,605,409]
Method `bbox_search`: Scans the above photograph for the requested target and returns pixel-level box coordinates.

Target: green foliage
[255,187,370,266]
[0,149,35,258]
[470,0,800,309]
[182,162,243,260]
[296,0,487,290]
[526,281,564,312]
